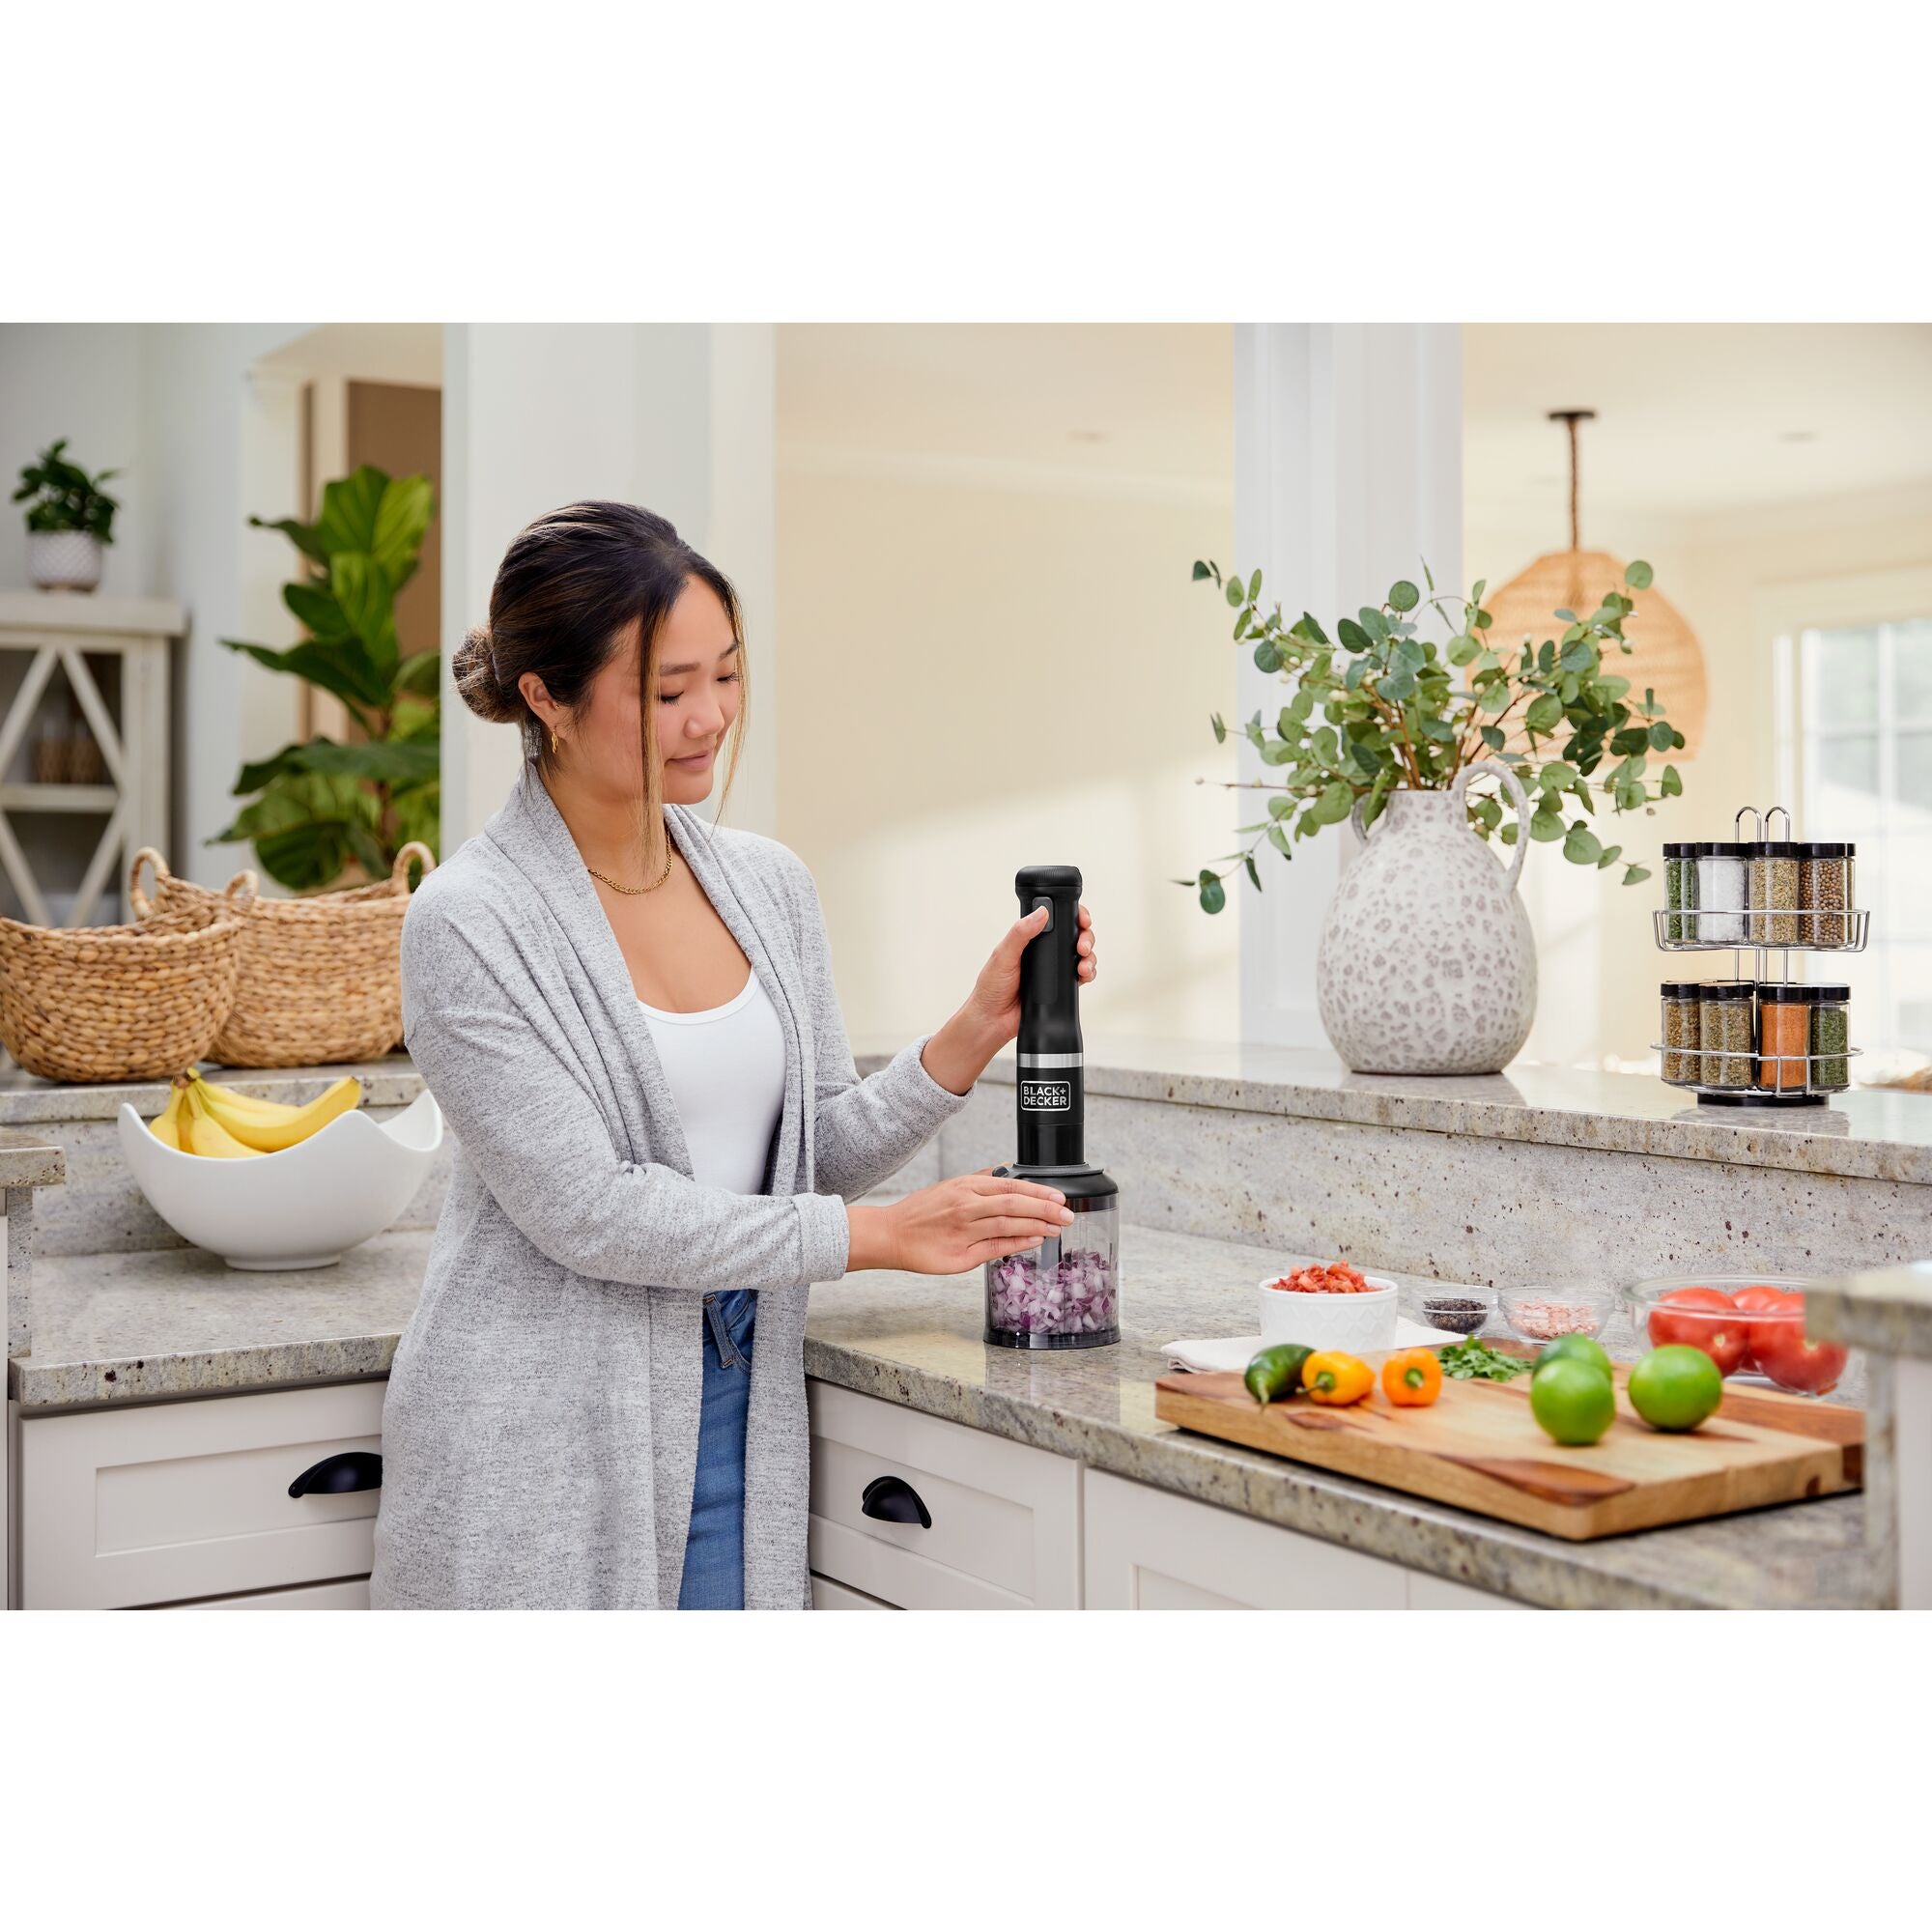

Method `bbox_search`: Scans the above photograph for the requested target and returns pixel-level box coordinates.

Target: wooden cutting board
[1152,1362,1863,1540]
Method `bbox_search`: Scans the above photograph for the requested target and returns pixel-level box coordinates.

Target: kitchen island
[9,1217,1879,1610]
[7,1042,1922,1610]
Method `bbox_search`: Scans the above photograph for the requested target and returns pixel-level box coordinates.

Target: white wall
[0,326,149,593]
[440,324,778,849]
[774,327,1237,1047]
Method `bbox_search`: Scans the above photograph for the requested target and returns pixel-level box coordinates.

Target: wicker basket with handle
[0,852,255,1083]
[130,840,436,1068]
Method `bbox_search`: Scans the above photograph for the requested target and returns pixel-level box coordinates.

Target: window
[1782,614,1932,1058]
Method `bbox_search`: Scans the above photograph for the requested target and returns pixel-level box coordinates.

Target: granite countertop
[14,1039,1932,1188]
[927,1035,1932,1186]
[10,1218,1880,1610]
[0,1056,421,1125]
[1808,1260,1932,1359]
[0,1127,65,1189]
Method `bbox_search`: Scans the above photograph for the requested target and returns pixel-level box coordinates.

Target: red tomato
[1647,1287,1748,1377]
[1732,1286,1795,1372]
[1749,1298,1848,1395]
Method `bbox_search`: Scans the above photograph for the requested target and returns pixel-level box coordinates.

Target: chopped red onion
[987,1247,1118,1336]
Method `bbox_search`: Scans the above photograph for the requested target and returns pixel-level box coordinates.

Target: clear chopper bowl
[984,1193,1119,1349]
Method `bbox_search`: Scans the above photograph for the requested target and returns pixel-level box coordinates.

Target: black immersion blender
[985,865,1121,1350]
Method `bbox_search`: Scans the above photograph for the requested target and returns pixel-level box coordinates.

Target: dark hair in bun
[460,501,749,862]
[452,625,521,724]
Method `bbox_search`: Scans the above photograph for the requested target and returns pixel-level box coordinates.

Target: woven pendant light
[1483,411,1708,761]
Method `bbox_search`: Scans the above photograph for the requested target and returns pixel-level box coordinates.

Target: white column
[1234,325,1462,1049]
[441,325,779,850]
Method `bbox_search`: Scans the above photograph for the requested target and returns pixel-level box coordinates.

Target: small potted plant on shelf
[13,439,121,591]
[1183,560,1688,1076]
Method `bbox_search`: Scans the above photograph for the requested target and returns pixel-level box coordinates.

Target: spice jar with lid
[1697,983,1756,1088]
[1661,981,1701,1082]
[1695,842,1749,946]
[1747,839,1802,947]
[1757,984,1815,1092]
[1663,842,1700,944]
[1811,984,1851,1091]
[1800,843,1855,947]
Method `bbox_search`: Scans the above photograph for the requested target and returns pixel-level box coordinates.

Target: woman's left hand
[965,900,1097,1048]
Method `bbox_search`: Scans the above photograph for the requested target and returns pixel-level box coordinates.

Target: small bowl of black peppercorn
[1421,1289,1494,1337]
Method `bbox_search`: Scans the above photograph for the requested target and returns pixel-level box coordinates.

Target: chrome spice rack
[1652,805,1864,1110]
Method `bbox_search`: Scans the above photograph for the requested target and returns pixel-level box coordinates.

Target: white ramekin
[1256,1273,1400,1354]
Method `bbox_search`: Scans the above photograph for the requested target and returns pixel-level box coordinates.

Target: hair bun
[453,624,523,724]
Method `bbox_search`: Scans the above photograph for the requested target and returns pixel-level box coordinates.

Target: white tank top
[638,967,785,1196]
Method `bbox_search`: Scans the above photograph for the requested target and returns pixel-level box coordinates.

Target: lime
[1536,1334,1613,1379]
[1628,1345,1723,1433]
[1529,1358,1616,1446]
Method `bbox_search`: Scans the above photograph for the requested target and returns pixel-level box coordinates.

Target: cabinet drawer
[20,1382,385,1609]
[809,1573,896,1611]
[1084,1469,1410,1609]
[806,1380,1080,1608]
[156,1577,372,1611]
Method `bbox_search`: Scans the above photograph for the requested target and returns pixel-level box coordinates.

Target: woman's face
[567,577,741,805]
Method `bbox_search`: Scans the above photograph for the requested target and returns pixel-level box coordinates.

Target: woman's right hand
[849,1169,1073,1275]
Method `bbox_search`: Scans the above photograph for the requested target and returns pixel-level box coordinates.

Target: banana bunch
[146,1071,362,1157]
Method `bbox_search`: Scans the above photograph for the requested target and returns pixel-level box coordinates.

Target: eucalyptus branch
[1184,557,1683,914]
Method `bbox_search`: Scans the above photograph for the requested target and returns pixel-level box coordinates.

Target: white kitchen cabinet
[806,1379,1082,1608]
[156,1577,372,1611]
[809,1573,895,1611]
[1082,1469,1527,1610]
[1084,1468,1408,1609]
[18,1381,384,1609]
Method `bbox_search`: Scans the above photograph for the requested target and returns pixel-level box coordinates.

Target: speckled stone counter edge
[800,1339,1873,1611]
[11,1045,1927,1187]
[965,1056,1932,1188]
[1807,1264,1932,1359]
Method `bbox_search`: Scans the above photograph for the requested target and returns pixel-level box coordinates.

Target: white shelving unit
[0,591,179,927]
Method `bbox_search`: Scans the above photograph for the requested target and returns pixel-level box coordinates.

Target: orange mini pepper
[1381,1349,1443,1407]
[1302,1350,1374,1405]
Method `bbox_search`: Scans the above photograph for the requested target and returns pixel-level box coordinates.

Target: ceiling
[776,325,1233,485]
[778,323,1932,527]
[1463,324,1932,528]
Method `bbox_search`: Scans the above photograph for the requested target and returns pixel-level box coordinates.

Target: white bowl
[1257,1272,1400,1354]
[118,1089,443,1270]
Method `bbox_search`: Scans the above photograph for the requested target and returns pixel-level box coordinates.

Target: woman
[368,501,1097,1610]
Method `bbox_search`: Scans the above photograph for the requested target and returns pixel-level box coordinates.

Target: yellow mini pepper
[1302,1350,1374,1406]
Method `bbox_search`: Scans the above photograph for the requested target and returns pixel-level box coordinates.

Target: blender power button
[1031,896,1053,930]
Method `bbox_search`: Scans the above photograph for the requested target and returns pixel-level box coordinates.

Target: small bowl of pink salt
[1497,1284,1615,1348]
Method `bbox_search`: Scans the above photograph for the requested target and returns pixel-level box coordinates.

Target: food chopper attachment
[985,865,1120,1350]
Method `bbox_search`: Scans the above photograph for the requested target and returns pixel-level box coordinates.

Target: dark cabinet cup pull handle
[861,1473,931,1528]
[288,1450,384,1499]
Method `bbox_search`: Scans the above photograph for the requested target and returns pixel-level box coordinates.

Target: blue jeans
[677,1290,757,1609]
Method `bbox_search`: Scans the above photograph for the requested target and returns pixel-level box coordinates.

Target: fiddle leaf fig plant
[1179,559,1684,915]
[214,465,440,892]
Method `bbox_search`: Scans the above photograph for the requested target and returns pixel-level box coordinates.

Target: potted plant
[214,464,440,892]
[13,439,121,591]
[1183,560,1686,1074]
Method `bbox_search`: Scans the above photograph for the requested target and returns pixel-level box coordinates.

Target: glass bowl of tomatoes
[1623,1274,1852,1398]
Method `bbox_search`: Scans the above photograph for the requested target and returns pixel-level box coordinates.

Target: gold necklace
[586,847,675,895]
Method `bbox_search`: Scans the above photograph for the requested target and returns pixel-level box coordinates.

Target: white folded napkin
[1162,1318,1464,1375]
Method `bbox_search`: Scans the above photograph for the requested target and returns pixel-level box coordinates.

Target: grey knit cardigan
[367,760,973,1609]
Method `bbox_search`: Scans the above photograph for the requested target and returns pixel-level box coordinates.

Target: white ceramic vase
[27,531,103,591]
[1315,766,1537,1075]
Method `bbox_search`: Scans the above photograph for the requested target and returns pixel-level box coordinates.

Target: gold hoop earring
[549,728,559,755]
